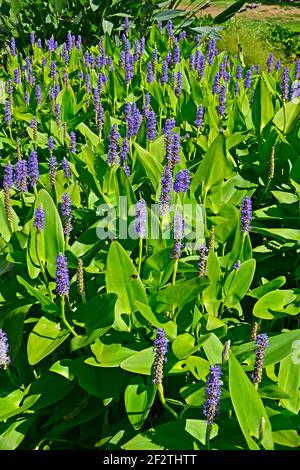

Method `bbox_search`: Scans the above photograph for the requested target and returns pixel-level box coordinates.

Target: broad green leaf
[157,277,209,310]
[23,373,73,410]
[88,340,138,367]
[2,301,32,362]
[202,333,223,364]
[253,225,300,242]
[213,0,247,23]
[0,417,35,450]
[253,290,299,320]
[27,189,64,279]
[229,352,273,450]
[27,316,70,365]
[102,19,113,35]
[186,356,210,381]
[235,329,300,366]
[203,250,222,316]
[172,333,199,360]
[120,347,189,376]
[135,301,177,339]
[252,77,274,132]
[248,276,286,299]
[0,192,19,242]
[76,122,99,146]
[17,276,58,314]
[224,259,256,307]
[69,359,128,401]
[70,293,116,351]
[278,354,300,414]
[106,241,148,329]
[134,142,163,191]
[122,419,218,450]
[273,101,300,134]
[124,377,156,430]
[191,134,227,193]
[0,390,39,421]
[57,86,76,121]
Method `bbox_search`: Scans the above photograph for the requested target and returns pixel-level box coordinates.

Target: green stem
[171,258,179,318]
[205,423,212,450]
[60,295,78,337]
[283,100,286,134]
[138,237,143,276]
[157,383,178,419]
[172,258,178,287]
[5,367,19,388]
[9,220,14,235]
[36,232,53,301]
[65,235,69,251]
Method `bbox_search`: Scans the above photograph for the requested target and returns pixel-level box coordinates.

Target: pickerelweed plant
[0,20,299,451]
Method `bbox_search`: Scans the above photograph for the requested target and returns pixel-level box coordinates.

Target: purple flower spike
[252,333,269,385]
[30,31,35,46]
[163,118,175,135]
[55,103,61,125]
[160,166,172,213]
[5,101,12,126]
[143,93,151,118]
[14,160,28,193]
[13,68,20,85]
[49,156,57,187]
[119,138,130,176]
[240,197,252,234]
[217,85,226,118]
[70,131,77,154]
[147,110,157,141]
[161,60,168,85]
[212,72,220,94]
[24,91,30,105]
[198,243,208,277]
[173,43,180,64]
[135,199,147,239]
[244,69,252,89]
[56,253,70,296]
[0,329,11,368]
[152,328,168,384]
[50,61,57,79]
[48,136,54,152]
[236,64,243,80]
[175,71,182,97]
[147,62,154,84]
[174,169,190,193]
[203,364,222,424]
[266,53,274,73]
[172,210,184,259]
[35,84,42,105]
[61,193,73,237]
[62,158,71,179]
[28,150,39,187]
[281,67,290,101]
[10,37,16,56]
[34,204,45,232]
[123,16,130,34]
[107,124,120,165]
[3,163,13,189]
[195,105,204,128]
[166,20,174,40]
[295,60,300,80]
[170,133,180,168]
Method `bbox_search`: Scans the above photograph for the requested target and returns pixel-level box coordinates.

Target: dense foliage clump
[0,19,299,450]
